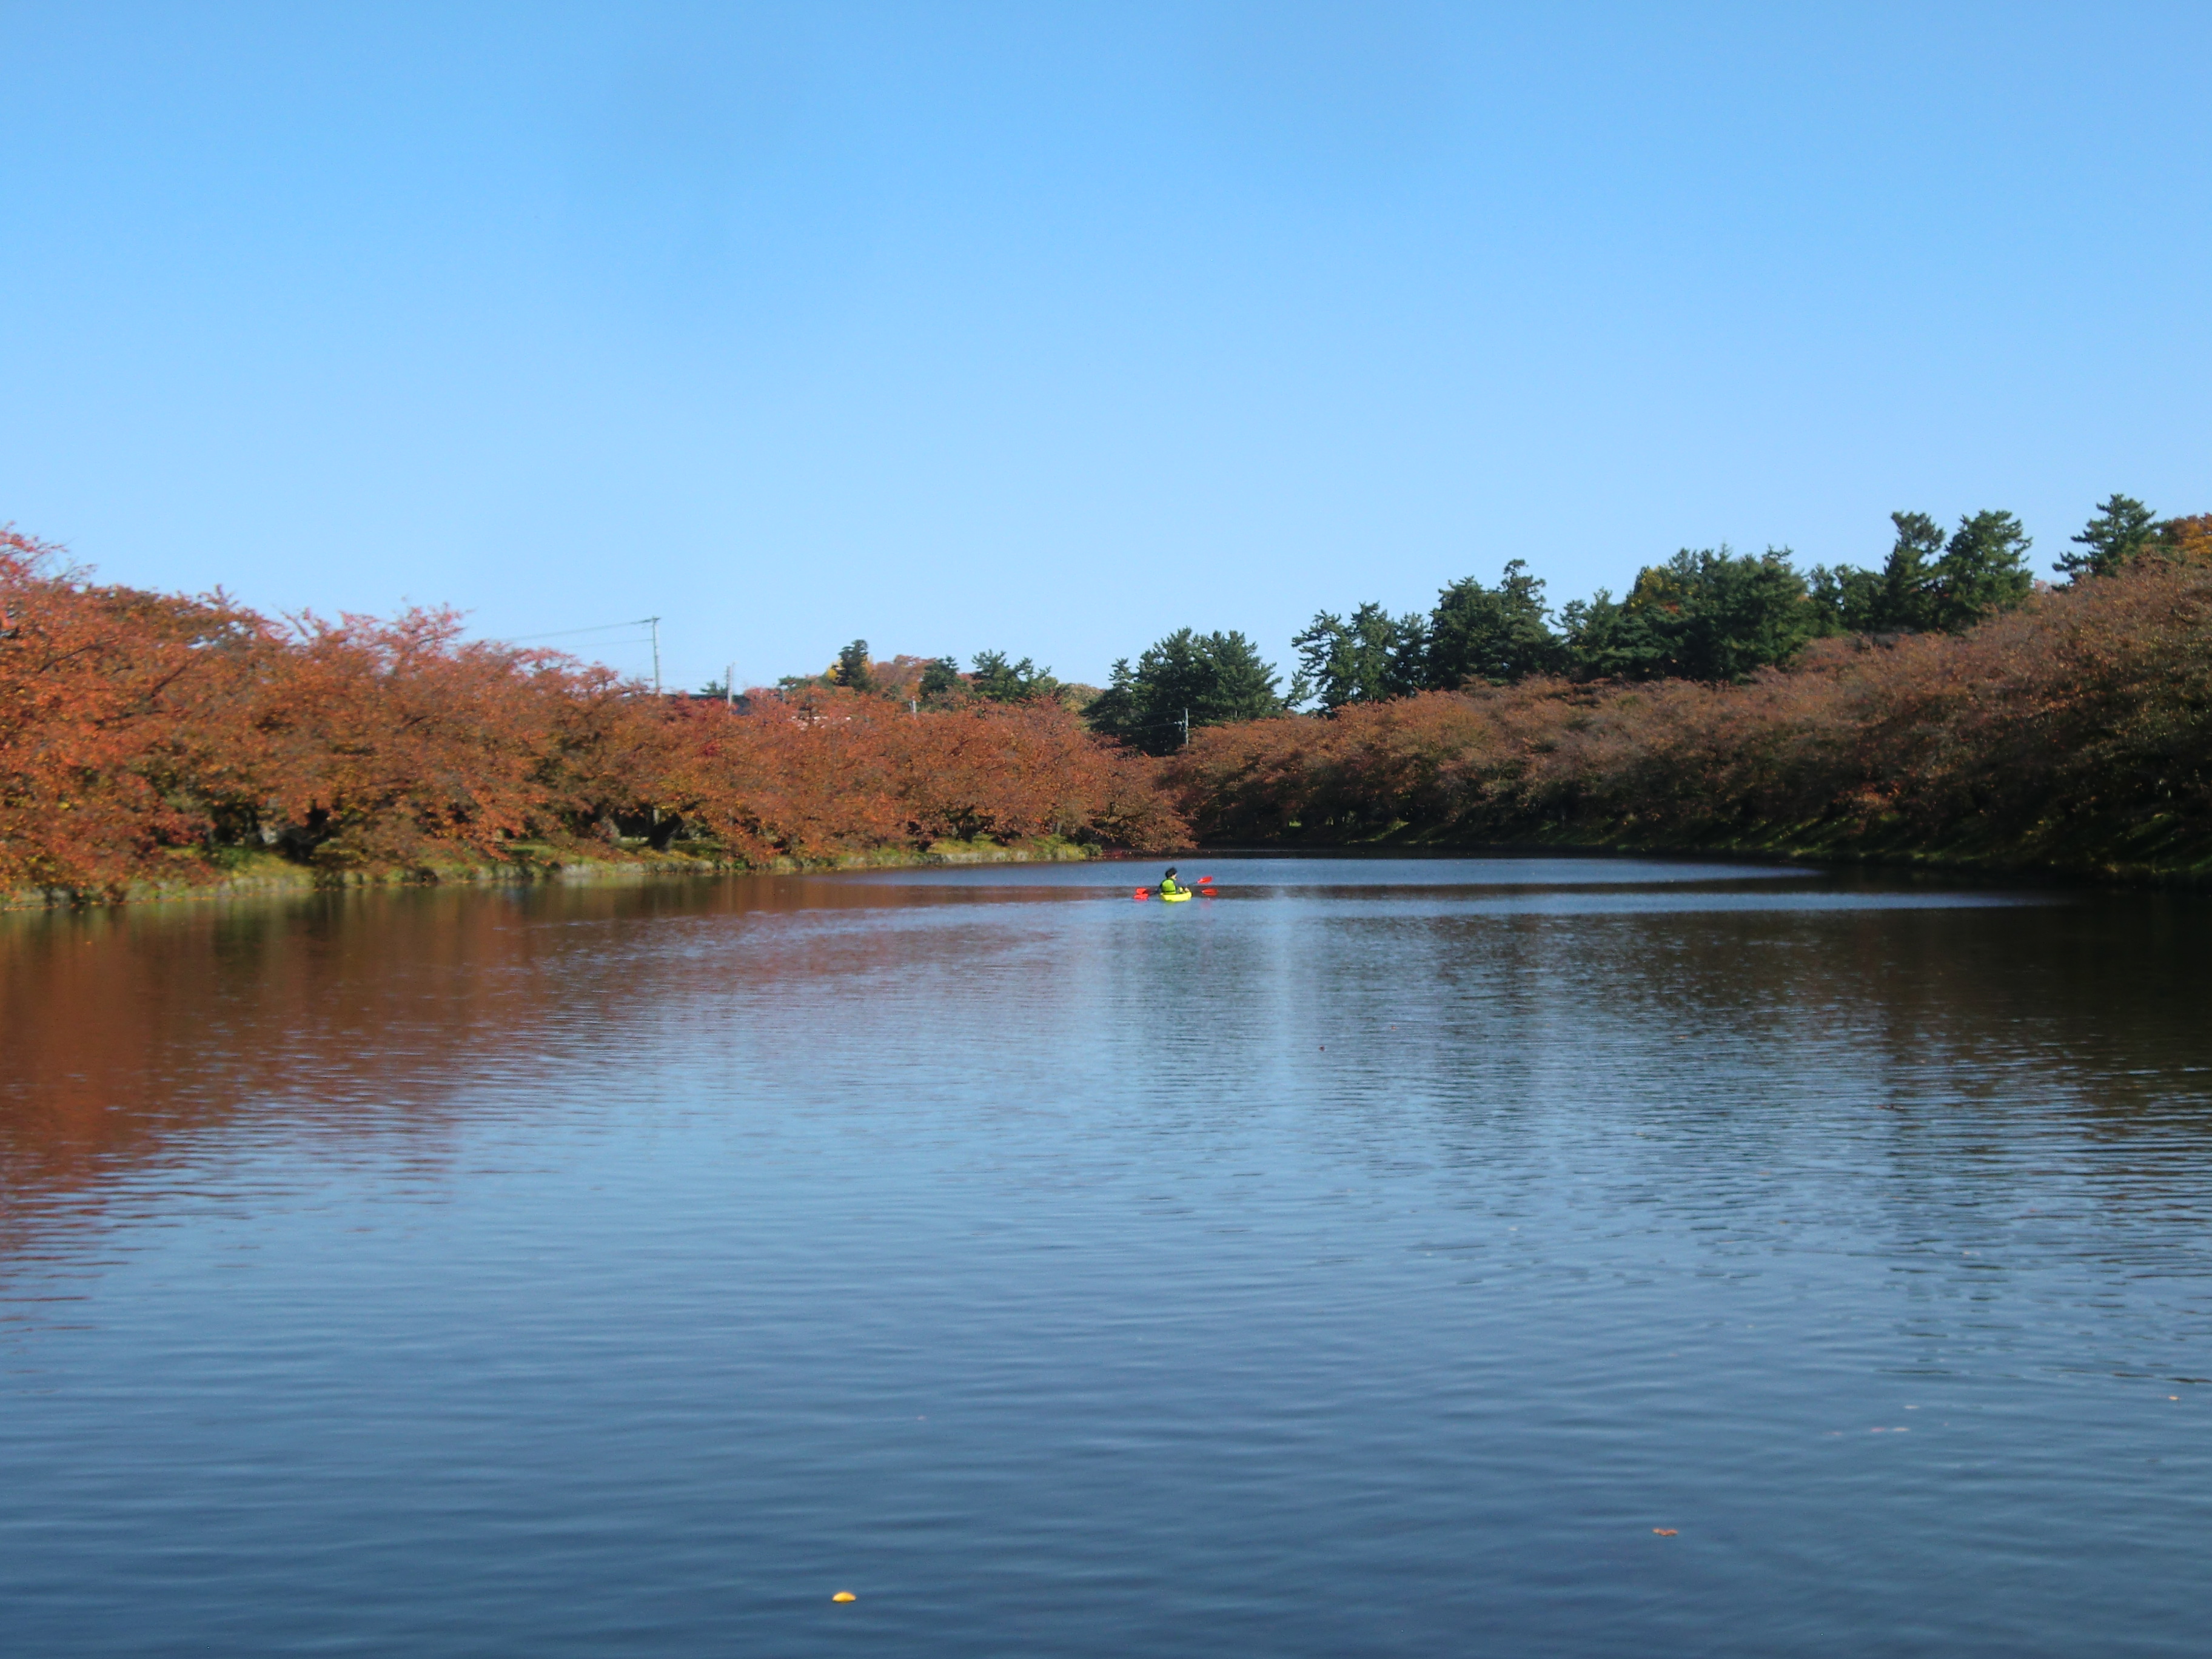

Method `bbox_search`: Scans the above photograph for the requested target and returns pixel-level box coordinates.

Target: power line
[491,613,662,693]
[496,617,661,644]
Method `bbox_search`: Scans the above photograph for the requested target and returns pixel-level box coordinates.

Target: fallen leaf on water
[1652,1528,1678,1537]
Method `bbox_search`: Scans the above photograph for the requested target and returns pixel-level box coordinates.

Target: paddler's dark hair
[1164,865,1178,876]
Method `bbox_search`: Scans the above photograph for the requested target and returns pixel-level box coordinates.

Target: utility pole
[726,662,736,707]
[649,617,663,695]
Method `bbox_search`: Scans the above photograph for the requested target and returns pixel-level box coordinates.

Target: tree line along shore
[4,495,2208,903]
[0,528,1183,902]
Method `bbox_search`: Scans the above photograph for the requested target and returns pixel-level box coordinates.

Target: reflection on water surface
[3,855,2210,1657]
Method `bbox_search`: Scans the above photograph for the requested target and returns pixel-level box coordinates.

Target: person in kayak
[1158,866,1186,897]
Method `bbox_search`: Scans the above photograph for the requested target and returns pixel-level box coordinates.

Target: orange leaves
[0,529,282,894]
[1165,688,1535,842]
[1164,554,2212,871]
[0,538,1186,898]
[12,509,2210,898]
[2165,514,2212,566]
[252,609,609,867]
[646,692,1186,860]
[0,548,616,889]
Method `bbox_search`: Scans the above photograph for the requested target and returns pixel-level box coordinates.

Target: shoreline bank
[1195,824,2212,890]
[2,836,1099,912]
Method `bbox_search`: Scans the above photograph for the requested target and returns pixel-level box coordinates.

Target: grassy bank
[2,836,1098,911]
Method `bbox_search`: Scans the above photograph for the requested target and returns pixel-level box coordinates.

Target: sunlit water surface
[4,855,2210,1656]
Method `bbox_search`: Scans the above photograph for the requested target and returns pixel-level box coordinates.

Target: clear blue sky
[4,2,2207,691]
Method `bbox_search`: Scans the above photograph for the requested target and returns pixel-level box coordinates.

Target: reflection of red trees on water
[0,893,519,1206]
[0,531,1185,896]
[0,876,1080,1256]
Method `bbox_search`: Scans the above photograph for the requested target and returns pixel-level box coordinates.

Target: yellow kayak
[1159,889,1193,903]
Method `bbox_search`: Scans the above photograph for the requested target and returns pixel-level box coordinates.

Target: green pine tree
[2057,494,2159,581]
[1424,560,1564,687]
[1084,628,1288,752]
[832,638,874,693]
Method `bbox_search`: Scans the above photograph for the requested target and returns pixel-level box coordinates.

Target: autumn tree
[1165,548,2212,871]
[2163,514,2212,563]
[0,530,280,894]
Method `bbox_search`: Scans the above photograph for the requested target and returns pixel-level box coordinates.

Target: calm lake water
[3,854,2209,1657]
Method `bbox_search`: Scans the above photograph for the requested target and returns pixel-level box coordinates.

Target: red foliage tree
[1168,552,2212,874]
[1,532,1184,899]
[642,689,1182,862]
[0,530,280,894]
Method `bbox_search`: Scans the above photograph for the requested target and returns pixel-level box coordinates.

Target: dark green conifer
[2058,494,2159,580]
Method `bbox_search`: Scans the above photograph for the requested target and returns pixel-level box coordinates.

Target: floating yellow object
[832,1592,857,1603]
